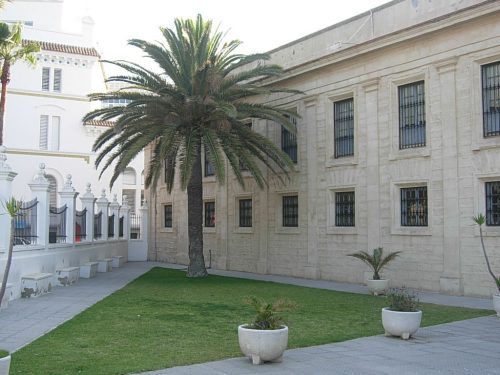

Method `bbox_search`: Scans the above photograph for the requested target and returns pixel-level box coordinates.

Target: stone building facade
[146,0,500,297]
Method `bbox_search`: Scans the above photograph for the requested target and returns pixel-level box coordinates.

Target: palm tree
[0,197,20,307]
[0,22,40,145]
[83,15,299,277]
[348,247,402,280]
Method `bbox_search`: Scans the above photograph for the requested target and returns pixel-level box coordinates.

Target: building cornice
[23,39,100,58]
[5,148,91,164]
[8,89,89,102]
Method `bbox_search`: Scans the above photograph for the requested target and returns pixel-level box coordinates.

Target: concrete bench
[55,267,80,286]
[21,273,53,298]
[97,259,113,273]
[112,256,125,268]
[80,262,98,279]
[0,283,12,308]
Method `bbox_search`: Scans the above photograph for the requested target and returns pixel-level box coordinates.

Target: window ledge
[234,227,254,234]
[159,228,174,233]
[391,227,432,236]
[275,227,301,235]
[388,148,430,161]
[326,156,358,168]
[471,138,500,152]
[203,176,216,183]
[327,227,357,235]
[474,227,500,237]
[203,227,216,234]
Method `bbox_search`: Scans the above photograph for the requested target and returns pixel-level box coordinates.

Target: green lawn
[11,268,492,375]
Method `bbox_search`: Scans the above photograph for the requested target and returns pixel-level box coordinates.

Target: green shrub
[0,350,9,358]
[386,287,419,312]
[244,296,296,330]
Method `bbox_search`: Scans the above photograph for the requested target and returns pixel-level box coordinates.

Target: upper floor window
[53,68,62,92]
[334,98,354,158]
[281,115,297,163]
[204,147,214,177]
[482,61,500,137]
[42,67,62,92]
[398,81,425,149]
[42,67,50,91]
[164,204,173,228]
[335,191,355,227]
[486,181,500,226]
[401,186,428,227]
[282,195,298,227]
[39,115,60,151]
[204,201,216,227]
[239,199,252,227]
[122,167,136,185]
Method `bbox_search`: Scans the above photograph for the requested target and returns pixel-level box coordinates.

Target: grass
[11,267,492,374]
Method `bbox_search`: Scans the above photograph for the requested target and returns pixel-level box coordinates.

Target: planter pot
[238,325,288,365]
[366,279,389,296]
[493,294,500,317]
[0,354,11,375]
[382,308,422,340]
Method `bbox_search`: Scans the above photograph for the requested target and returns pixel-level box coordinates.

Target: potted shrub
[382,287,422,340]
[0,350,10,375]
[238,296,295,365]
[473,214,500,316]
[348,247,401,295]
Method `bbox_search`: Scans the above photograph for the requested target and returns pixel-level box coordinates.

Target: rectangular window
[204,201,215,227]
[401,187,428,227]
[204,148,214,177]
[39,115,48,150]
[164,204,172,228]
[335,191,355,227]
[282,195,298,227]
[482,61,500,137]
[53,68,62,92]
[51,116,60,151]
[398,81,426,149]
[486,181,500,226]
[281,115,297,163]
[334,98,354,158]
[42,67,50,91]
[239,199,252,227]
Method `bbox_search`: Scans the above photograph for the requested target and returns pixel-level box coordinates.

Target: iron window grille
[94,212,102,240]
[482,61,500,137]
[334,98,354,158]
[130,214,141,239]
[239,199,252,227]
[204,201,216,227]
[119,216,124,237]
[398,81,426,149]
[282,195,298,227]
[75,208,87,242]
[164,204,173,228]
[14,198,38,245]
[335,191,355,227]
[49,204,67,244]
[281,115,297,163]
[108,214,115,237]
[204,147,215,177]
[486,181,500,226]
[401,187,428,227]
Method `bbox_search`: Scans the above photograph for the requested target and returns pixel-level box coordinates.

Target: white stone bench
[55,267,80,286]
[21,273,53,298]
[80,262,98,279]
[112,256,125,268]
[0,283,13,309]
[97,259,113,273]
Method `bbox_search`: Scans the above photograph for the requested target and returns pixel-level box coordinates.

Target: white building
[147,0,500,297]
[0,0,144,213]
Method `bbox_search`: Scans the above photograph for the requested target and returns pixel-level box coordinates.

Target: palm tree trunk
[0,59,11,146]
[186,140,208,277]
[0,217,14,307]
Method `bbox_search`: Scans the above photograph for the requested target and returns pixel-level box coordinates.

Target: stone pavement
[0,261,498,374]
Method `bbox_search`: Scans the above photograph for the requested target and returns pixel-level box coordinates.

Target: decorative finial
[101,189,106,198]
[64,174,73,188]
[32,163,48,184]
[86,183,91,194]
[113,193,118,203]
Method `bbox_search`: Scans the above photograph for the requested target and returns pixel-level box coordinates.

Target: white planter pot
[0,354,11,375]
[366,279,389,296]
[238,325,288,365]
[382,308,422,340]
[493,294,500,317]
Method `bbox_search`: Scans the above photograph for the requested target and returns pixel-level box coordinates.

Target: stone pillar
[95,189,109,240]
[0,146,17,253]
[28,163,51,247]
[80,183,96,242]
[139,200,149,243]
[436,59,462,295]
[59,175,78,244]
[121,195,131,240]
[109,194,120,240]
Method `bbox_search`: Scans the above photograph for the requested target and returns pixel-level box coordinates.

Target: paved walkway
[0,262,498,375]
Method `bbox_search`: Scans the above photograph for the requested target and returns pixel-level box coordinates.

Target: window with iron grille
[42,67,50,91]
[204,148,214,177]
[482,61,500,137]
[334,98,354,158]
[204,201,215,227]
[398,81,426,149]
[239,199,252,227]
[281,115,297,163]
[53,68,62,92]
[485,181,500,226]
[282,195,298,227]
[164,204,172,228]
[335,191,355,227]
[401,187,428,227]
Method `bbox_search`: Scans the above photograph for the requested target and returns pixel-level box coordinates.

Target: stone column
[28,164,51,247]
[121,195,131,240]
[436,59,462,295]
[95,189,109,240]
[59,175,78,244]
[80,183,96,242]
[139,200,149,243]
[109,194,120,240]
[0,146,17,253]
